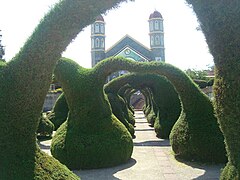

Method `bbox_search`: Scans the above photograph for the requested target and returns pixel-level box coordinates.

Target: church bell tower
[91,15,106,67]
[149,10,165,62]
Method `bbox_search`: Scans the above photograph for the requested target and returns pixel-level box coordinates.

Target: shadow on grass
[74,158,137,180]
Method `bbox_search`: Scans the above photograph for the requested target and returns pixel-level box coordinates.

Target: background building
[91,10,165,67]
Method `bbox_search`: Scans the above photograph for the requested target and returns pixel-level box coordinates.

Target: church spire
[149,10,165,62]
[91,15,106,67]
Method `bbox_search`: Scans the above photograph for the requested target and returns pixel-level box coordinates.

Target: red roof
[149,10,162,19]
[95,15,104,22]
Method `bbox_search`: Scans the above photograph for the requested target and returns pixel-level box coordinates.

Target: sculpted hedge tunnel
[0,0,234,178]
[0,0,131,179]
[94,57,226,163]
[51,56,226,170]
[104,73,181,139]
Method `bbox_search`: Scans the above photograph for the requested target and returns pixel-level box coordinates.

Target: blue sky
[0,0,213,70]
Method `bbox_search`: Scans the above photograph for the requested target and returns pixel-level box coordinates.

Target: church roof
[105,35,153,61]
[149,10,162,19]
[95,15,104,22]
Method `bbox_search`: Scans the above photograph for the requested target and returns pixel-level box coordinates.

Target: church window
[159,21,163,31]
[100,24,104,33]
[155,35,160,45]
[151,36,154,46]
[155,20,159,30]
[96,38,100,48]
[101,38,104,48]
[150,21,153,31]
[95,23,100,33]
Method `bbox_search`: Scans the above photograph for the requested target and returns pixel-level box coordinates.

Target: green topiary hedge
[0,0,131,179]
[51,58,133,170]
[93,56,226,163]
[105,73,181,139]
[117,85,136,123]
[48,93,69,130]
[106,93,135,138]
[37,113,55,138]
[185,1,240,178]
[144,75,181,139]
[145,89,158,126]
[142,88,151,115]
[105,83,136,127]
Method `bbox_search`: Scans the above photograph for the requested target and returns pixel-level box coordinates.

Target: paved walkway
[39,111,223,180]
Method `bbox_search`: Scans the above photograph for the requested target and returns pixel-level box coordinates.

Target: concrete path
[39,111,224,180]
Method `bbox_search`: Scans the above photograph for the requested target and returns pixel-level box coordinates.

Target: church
[90,10,165,67]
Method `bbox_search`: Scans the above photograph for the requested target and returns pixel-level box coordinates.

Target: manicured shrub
[0,0,130,179]
[93,56,226,163]
[144,88,158,127]
[145,89,158,127]
[51,58,133,170]
[105,73,181,139]
[104,84,135,126]
[185,0,240,178]
[106,93,135,138]
[37,113,55,138]
[118,85,136,124]
[142,89,151,115]
[147,76,181,139]
[48,93,69,130]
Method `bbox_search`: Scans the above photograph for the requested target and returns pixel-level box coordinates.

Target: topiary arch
[51,56,226,169]
[119,86,136,114]
[95,57,226,162]
[117,86,136,125]
[185,1,240,179]
[104,73,181,139]
[0,0,131,179]
[51,57,134,170]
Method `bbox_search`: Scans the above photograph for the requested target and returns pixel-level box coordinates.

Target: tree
[185,68,209,81]
[0,30,5,61]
